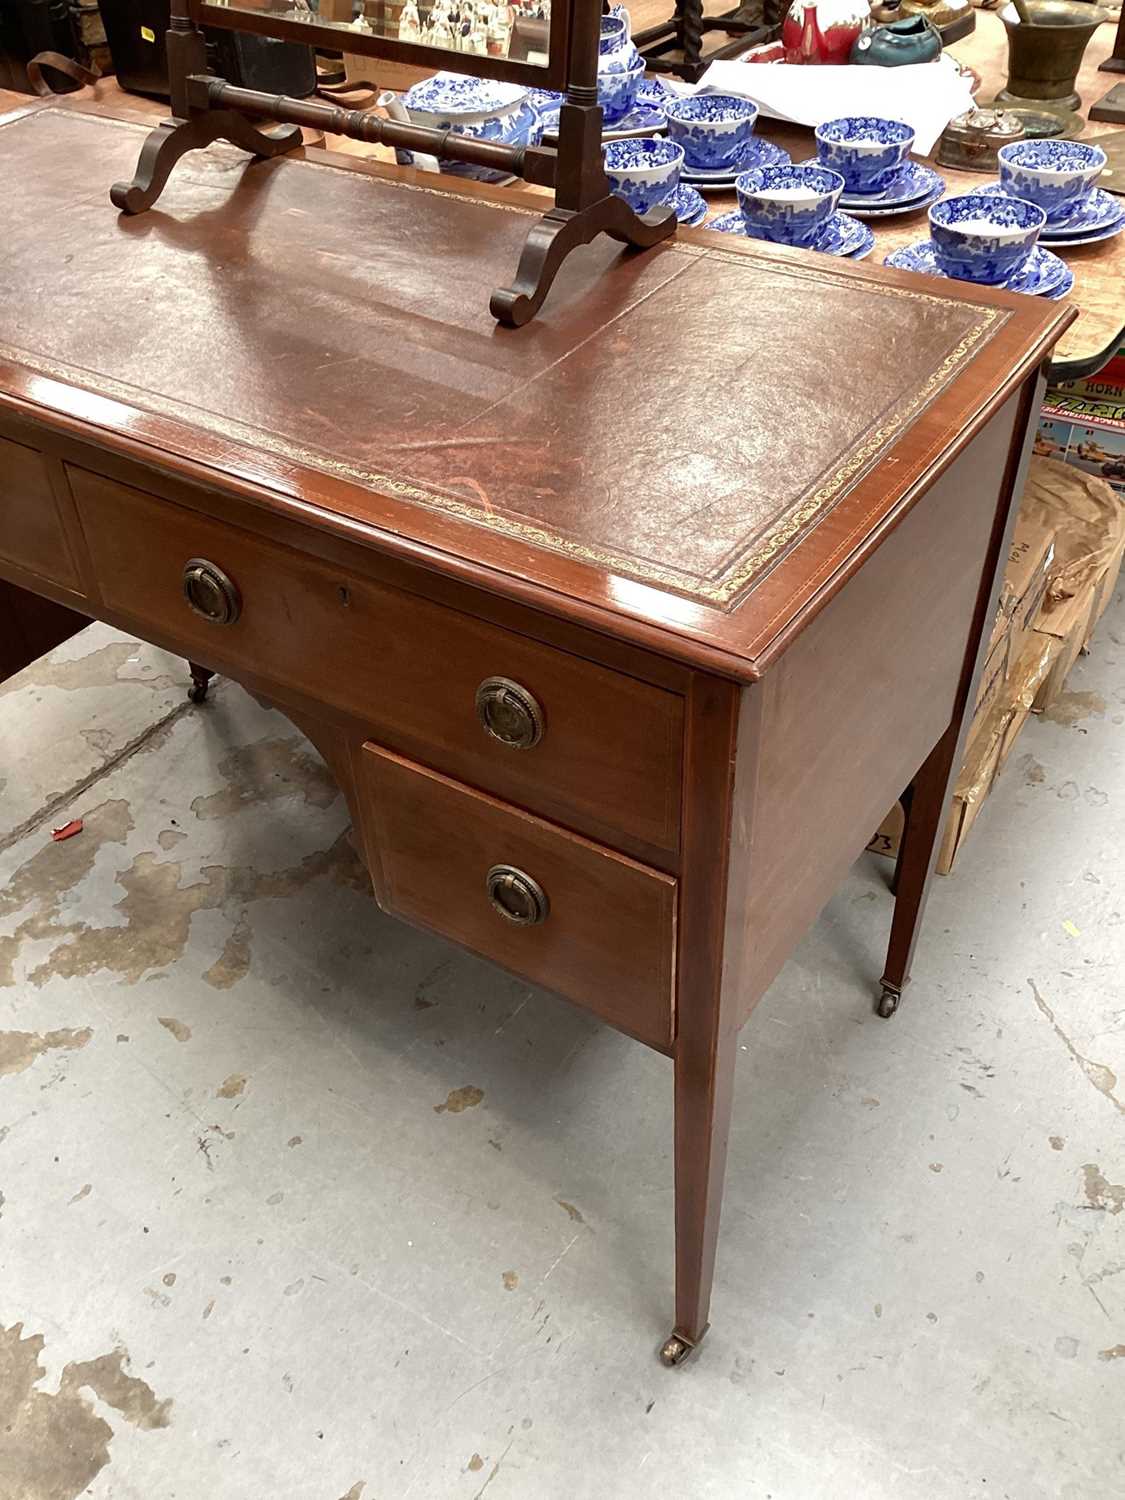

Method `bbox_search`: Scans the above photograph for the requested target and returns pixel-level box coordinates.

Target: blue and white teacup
[663,93,759,172]
[735,163,844,247]
[997,139,1108,224]
[928,193,1046,284]
[814,116,915,195]
[599,57,644,123]
[603,136,684,215]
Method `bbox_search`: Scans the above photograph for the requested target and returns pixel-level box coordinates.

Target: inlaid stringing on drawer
[359,744,678,1050]
[0,436,81,591]
[69,466,684,855]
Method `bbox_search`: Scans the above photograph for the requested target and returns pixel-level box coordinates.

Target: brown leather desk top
[0,100,1073,678]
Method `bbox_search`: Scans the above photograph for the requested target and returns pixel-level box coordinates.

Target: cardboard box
[965,506,1055,741]
[1032,603,1094,711]
[1090,524,1125,635]
[972,625,1010,728]
[1030,529,1123,711]
[867,457,1121,870]
[1020,458,1125,709]
[937,724,1004,875]
[867,635,1062,875]
[1037,392,1125,496]
[1050,344,1125,405]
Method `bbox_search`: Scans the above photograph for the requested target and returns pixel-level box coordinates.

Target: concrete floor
[1,599,1122,1500]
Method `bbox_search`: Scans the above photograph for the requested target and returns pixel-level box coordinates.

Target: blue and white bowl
[814,116,915,195]
[928,193,1046,284]
[997,139,1108,224]
[398,73,541,182]
[735,163,844,248]
[401,73,528,130]
[663,93,759,171]
[603,136,683,215]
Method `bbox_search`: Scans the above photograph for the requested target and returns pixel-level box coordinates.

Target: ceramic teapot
[851,14,943,65]
[598,13,641,74]
[782,0,870,64]
[383,72,543,182]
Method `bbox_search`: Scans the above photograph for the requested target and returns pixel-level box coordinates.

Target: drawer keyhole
[486,865,549,926]
[475,677,544,750]
[183,558,241,626]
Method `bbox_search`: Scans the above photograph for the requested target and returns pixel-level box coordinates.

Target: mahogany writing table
[0,100,1073,1362]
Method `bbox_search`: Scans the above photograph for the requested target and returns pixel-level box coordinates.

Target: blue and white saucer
[681,138,791,189]
[706,209,875,259]
[841,161,945,211]
[1041,266,1076,300]
[1044,214,1125,248]
[975,182,1124,242]
[1042,189,1125,240]
[884,240,1072,298]
[847,181,946,220]
[602,102,668,140]
[796,159,945,213]
[635,77,679,111]
[673,183,707,226]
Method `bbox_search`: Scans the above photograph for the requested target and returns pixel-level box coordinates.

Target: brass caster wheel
[876,986,901,1020]
[660,1335,689,1367]
[659,1329,704,1367]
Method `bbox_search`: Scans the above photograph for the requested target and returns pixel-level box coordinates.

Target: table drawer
[70,467,683,854]
[359,745,677,1049]
[0,436,81,590]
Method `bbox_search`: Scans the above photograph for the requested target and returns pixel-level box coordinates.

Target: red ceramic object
[782,0,868,64]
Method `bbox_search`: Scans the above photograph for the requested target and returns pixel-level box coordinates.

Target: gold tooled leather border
[5,111,1005,606]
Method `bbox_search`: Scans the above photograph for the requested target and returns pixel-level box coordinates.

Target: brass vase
[998,1,1112,112]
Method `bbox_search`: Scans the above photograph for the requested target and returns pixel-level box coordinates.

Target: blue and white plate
[834,160,948,211]
[884,240,1072,297]
[847,181,946,220]
[673,183,708,226]
[635,77,679,111]
[1040,186,1123,238]
[541,101,667,143]
[706,209,875,259]
[1043,213,1125,248]
[975,182,1124,241]
[602,103,668,140]
[1041,264,1076,299]
[681,138,790,188]
[800,159,944,212]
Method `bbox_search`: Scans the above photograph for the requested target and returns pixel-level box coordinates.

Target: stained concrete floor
[1,599,1123,1500]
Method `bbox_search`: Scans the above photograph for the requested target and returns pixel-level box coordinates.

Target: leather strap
[27,51,101,97]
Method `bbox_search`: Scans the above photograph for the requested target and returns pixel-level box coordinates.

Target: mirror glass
[213,0,552,67]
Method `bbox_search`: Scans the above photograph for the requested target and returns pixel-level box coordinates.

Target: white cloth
[692,58,975,155]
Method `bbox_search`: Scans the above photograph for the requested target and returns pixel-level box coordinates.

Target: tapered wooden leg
[660,675,747,1367]
[879,366,1047,1020]
[662,1021,738,1364]
[878,723,959,1017]
[187,661,214,704]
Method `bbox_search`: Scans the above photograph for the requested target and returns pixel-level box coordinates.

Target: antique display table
[0,100,1073,1361]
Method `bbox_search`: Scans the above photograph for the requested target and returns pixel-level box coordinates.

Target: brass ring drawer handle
[486,865,549,926]
[183,558,241,625]
[475,676,544,750]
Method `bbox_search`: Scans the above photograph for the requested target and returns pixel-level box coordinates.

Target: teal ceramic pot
[850,16,943,66]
